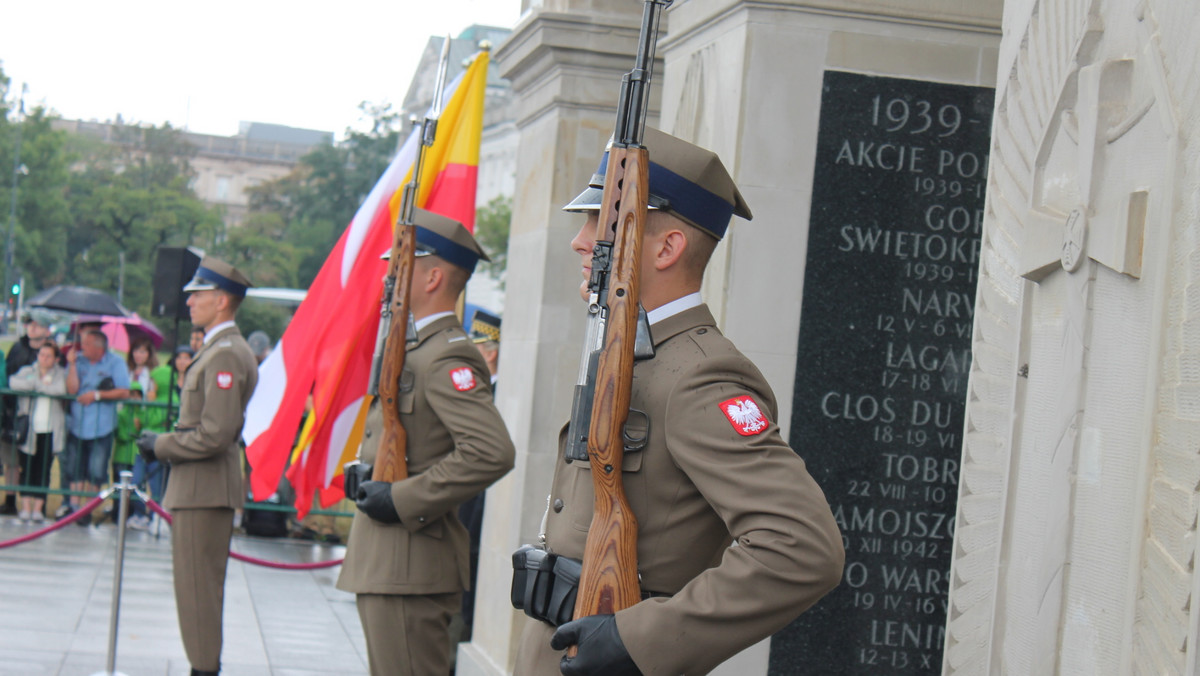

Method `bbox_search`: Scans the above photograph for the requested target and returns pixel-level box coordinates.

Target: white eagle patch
[721,396,768,436]
[450,367,476,392]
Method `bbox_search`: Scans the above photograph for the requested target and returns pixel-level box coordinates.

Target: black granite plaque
[768,71,993,675]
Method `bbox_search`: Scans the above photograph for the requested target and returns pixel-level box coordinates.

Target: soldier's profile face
[187,289,220,330]
[570,212,602,301]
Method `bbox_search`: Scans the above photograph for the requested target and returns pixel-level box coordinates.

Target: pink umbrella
[71,313,165,353]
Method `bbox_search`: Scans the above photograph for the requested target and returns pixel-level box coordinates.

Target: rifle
[568,0,672,623]
[367,36,452,483]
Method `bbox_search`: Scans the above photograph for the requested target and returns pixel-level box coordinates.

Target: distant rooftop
[53,119,333,164]
[237,122,334,147]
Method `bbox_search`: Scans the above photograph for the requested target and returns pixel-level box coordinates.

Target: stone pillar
[456,2,657,674]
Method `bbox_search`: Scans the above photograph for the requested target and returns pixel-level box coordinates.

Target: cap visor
[562,187,603,212]
[182,280,218,292]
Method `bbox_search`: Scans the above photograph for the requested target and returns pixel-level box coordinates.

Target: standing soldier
[514,128,845,675]
[337,209,516,676]
[137,257,258,676]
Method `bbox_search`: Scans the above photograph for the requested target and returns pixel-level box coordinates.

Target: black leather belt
[641,590,672,600]
[175,427,196,432]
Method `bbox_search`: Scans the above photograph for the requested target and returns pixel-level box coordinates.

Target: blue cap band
[416,227,479,273]
[594,152,735,239]
[194,267,248,297]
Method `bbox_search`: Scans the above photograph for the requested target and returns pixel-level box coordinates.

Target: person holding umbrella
[63,329,130,524]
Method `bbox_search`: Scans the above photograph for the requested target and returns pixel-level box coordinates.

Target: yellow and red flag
[244,48,490,518]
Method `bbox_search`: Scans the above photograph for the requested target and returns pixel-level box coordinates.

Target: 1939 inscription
[768,71,993,675]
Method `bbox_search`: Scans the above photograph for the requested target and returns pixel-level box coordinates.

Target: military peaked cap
[382,208,490,274]
[183,256,253,298]
[469,309,501,344]
[563,126,753,239]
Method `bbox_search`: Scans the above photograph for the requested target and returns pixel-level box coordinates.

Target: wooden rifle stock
[574,145,649,619]
[371,222,416,483]
[368,35,453,484]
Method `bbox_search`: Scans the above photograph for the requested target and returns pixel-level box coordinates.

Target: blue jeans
[129,454,163,518]
[64,433,114,486]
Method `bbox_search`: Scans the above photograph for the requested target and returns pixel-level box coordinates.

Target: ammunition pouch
[343,461,372,499]
[510,544,582,627]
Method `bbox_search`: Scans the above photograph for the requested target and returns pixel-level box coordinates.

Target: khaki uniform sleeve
[615,356,845,675]
[390,356,515,530]
[155,349,248,463]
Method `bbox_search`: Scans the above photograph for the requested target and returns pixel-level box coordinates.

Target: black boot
[190,669,219,676]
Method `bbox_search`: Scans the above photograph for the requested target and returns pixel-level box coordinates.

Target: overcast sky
[1,0,522,139]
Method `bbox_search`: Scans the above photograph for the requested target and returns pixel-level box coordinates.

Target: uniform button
[418,516,426,523]
[553,499,564,513]
[697,328,708,335]
[364,429,372,438]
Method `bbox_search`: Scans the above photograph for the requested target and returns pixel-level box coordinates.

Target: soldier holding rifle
[336,209,515,675]
[513,126,844,674]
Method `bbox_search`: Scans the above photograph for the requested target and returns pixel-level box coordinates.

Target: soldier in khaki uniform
[336,209,516,676]
[514,128,846,675]
[137,257,258,676]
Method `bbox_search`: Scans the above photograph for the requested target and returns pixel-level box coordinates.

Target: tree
[246,102,402,288]
[474,195,511,282]
[62,121,223,317]
[1,70,74,296]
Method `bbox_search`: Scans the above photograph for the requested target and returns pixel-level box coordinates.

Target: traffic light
[9,282,19,296]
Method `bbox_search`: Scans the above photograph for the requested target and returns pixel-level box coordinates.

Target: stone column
[456,2,658,674]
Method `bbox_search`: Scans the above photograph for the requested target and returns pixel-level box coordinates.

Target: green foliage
[475,194,511,281]
[235,297,290,342]
[248,102,402,288]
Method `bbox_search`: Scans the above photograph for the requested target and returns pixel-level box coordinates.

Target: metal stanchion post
[90,470,133,676]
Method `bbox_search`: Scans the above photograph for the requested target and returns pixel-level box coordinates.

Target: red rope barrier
[143,499,344,570]
[0,495,107,549]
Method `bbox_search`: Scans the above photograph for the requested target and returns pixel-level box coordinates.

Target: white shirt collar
[647,292,702,326]
[204,321,237,344]
[415,311,456,333]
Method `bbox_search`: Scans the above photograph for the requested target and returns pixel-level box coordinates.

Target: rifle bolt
[604,464,613,473]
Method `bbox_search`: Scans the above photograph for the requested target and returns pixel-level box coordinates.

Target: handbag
[7,412,29,446]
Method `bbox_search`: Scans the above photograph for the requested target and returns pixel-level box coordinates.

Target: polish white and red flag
[243,50,490,518]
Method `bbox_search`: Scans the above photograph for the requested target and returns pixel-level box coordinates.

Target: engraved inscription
[769,71,993,675]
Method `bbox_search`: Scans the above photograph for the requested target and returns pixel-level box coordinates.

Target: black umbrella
[27,285,131,317]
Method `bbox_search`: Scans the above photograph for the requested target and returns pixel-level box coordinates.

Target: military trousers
[356,590,461,676]
[172,507,234,672]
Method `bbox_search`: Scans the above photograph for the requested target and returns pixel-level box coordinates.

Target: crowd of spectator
[0,311,196,529]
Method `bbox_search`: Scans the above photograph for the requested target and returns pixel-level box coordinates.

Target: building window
[216,176,231,201]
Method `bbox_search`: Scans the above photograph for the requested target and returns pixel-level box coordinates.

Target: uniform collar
[415,311,455,333]
[650,303,716,347]
[646,292,703,326]
[204,321,237,344]
[195,323,239,361]
[413,313,461,348]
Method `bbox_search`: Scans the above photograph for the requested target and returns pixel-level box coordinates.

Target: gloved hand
[355,480,401,524]
[551,614,641,676]
[136,432,158,463]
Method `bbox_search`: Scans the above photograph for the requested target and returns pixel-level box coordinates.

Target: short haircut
[38,342,60,359]
[84,329,108,350]
[646,210,718,283]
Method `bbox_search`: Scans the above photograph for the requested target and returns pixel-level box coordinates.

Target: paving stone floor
[0,511,367,676]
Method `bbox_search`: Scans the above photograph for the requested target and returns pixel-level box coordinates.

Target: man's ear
[422,263,445,295]
[651,228,689,271]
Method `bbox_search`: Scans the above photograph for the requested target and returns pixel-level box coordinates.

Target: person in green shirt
[128,346,191,530]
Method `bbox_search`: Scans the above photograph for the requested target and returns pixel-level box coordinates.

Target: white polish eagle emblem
[721,396,768,436]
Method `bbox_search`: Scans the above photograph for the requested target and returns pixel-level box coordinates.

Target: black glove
[551,614,640,676]
[355,480,400,524]
[136,432,158,463]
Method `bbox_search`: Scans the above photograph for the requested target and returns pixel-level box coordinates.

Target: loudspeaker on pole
[151,247,203,319]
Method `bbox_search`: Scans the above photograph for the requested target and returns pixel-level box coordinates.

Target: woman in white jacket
[10,342,67,522]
